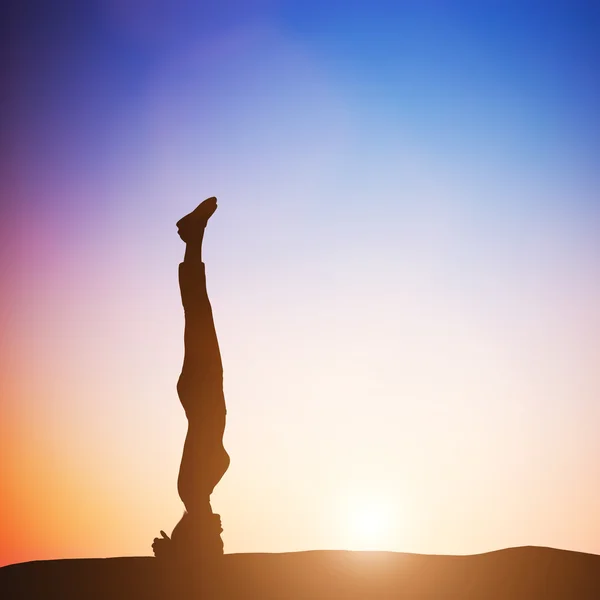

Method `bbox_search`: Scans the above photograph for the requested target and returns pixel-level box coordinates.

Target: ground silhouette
[2,546,600,599]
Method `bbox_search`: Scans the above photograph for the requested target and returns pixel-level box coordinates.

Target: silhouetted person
[153,197,230,573]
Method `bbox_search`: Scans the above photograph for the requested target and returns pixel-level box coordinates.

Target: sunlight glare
[345,497,394,550]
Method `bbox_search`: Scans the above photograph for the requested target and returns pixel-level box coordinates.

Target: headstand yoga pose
[153,197,230,565]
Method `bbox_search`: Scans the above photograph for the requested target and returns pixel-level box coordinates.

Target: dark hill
[1,546,599,599]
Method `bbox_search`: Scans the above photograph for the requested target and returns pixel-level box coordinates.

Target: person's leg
[176,257,224,419]
[175,198,230,514]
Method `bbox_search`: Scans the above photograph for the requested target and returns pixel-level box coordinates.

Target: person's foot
[176,197,218,243]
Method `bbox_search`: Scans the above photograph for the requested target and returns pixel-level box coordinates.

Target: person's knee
[221,448,231,473]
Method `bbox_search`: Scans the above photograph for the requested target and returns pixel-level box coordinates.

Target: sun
[354,508,386,538]
[345,497,393,550]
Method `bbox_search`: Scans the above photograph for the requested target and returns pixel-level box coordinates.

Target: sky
[1,0,599,566]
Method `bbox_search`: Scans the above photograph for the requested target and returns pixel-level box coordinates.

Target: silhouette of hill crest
[2,546,600,599]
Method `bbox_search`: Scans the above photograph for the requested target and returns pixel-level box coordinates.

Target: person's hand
[152,530,171,558]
